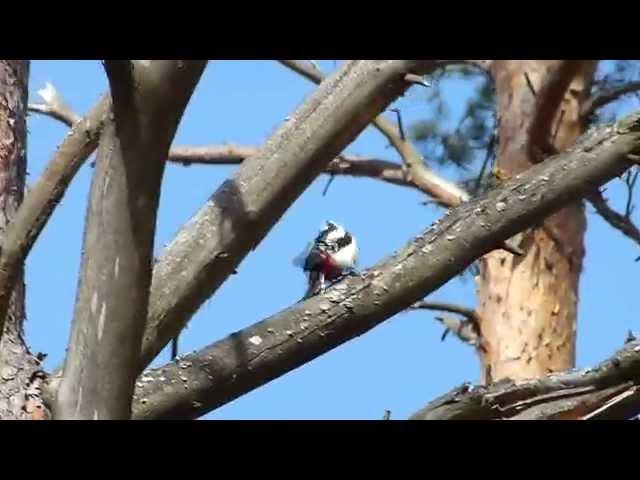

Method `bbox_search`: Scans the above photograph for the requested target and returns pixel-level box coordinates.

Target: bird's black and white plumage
[293,221,358,299]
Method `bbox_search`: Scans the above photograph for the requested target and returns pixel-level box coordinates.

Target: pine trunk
[0,60,48,419]
[476,60,598,383]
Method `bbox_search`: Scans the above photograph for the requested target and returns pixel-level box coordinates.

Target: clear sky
[23,60,640,420]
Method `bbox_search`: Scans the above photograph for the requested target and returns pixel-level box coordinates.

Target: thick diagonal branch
[131,114,640,419]
[279,60,469,207]
[54,61,207,420]
[409,339,640,420]
[279,62,520,258]
[0,95,111,342]
[137,61,442,370]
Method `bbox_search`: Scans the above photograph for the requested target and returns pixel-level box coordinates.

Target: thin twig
[524,72,537,96]
[27,82,81,127]
[587,190,640,253]
[624,168,639,218]
[410,301,482,346]
[278,60,469,208]
[404,73,431,88]
[411,300,479,322]
[388,108,406,141]
[581,81,640,120]
[322,174,336,196]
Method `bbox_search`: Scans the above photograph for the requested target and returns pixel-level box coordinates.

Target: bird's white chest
[328,238,358,269]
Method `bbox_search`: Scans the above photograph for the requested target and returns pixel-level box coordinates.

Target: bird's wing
[292,240,314,268]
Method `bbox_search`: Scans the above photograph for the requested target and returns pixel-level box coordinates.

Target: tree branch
[54,60,207,419]
[0,95,111,343]
[582,81,640,120]
[409,339,640,420]
[587,189,640,250]
[527,61,585,160]
[410,300,479,321]
[410,301,481,346]
[28,82,81,126]
[278,61,521,258]
[137,61,443,371]
[279,60,469,207]
[26,93,440,195]
[131,113,640,419]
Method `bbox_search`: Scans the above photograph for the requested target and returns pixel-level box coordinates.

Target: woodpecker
[293,221,358,299]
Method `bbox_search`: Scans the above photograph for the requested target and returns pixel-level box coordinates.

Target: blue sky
[23,60,640,419]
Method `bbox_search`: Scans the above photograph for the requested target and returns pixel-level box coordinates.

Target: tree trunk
[476,60,598,383]
[0,60,48,419]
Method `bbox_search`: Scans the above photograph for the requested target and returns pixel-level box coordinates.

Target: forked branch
[0,95,111,342]
[279,60,469,207]
[54,61,207,420]
[138,61,444,370]
[131,113,640,419]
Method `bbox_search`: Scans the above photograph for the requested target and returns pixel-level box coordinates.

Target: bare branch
[167,145,258,165]
[278,60,324,83]
[582,81,640,120]
[54,60,207,420]
[410,300,479,322]
[587,189,640,251]
[28,82,80,126]
[278,60,469,208]
[527,61,585,160]
[132,114,640,419]
[410,339,640,420]
[279,61,522,258]
[624,168,639,218]
[138,61,443,371]
[0,95,111,342]
[23,89,479,208]
[404,73,431,88]
[410,301,482,346]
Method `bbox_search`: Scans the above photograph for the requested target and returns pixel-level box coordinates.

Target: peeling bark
[476,61,598,383]
[0,60,48,420]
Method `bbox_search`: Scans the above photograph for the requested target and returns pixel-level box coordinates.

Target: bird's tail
[302,271,324,300]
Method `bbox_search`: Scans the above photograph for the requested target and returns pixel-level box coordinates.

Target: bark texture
[131,111,640,418]
[0,60,48,420]
[476,61,598,383]
[139,60,441,370]
[54,61,206,419]
[410,339,640,420]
